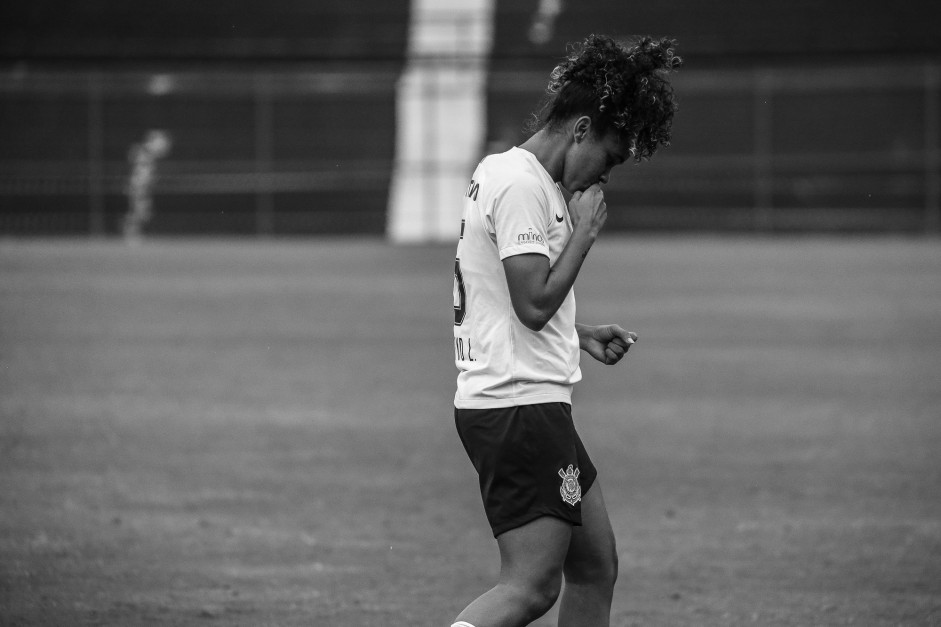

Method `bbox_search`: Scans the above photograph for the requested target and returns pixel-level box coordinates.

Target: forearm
[525,225,597,327]
[545,225,596,297]
[576,322,610,357]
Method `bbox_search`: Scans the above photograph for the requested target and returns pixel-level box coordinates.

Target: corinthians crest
[558,464,581,505]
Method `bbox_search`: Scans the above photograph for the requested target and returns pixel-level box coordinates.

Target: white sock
[452,622,476,627]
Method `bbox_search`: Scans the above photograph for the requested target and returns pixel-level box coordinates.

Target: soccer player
[451,34,681,627]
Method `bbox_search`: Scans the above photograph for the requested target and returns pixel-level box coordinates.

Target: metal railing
[1,60,938,235]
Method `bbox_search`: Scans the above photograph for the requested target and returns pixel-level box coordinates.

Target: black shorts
[455,402,598,538]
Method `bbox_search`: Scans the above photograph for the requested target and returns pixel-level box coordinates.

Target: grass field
[1,237,940,626]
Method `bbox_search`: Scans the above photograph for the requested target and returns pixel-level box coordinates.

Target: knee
[605,546,619,586]
[506,577,562,620]
[525,580,562,618]
[591,545,619,588]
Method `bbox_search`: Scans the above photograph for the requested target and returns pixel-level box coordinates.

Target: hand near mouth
[568,183,607,238]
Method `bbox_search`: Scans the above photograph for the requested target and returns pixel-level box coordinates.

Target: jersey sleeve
[489,174,552,260]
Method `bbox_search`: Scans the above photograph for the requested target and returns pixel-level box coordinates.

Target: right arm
[503,184,607,331]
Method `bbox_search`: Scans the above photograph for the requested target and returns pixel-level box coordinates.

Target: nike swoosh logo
[555,214,564,223]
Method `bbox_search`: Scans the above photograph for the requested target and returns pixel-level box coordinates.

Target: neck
[518,127,570,183]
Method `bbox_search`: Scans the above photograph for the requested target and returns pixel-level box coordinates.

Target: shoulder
[479,153,549,202]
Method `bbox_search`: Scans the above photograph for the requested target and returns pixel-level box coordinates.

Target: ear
[572,116,592,143]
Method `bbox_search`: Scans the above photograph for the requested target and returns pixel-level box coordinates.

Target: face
[561,119,631,193]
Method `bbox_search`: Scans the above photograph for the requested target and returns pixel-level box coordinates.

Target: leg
[558,482,618,627]
[456,516,572,627]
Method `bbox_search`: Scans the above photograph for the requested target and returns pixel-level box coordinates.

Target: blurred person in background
[450,34,681,627]
[124,129,172,244]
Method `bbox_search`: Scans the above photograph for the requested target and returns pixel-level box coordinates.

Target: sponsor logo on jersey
[559,465,581,505]
[517,228,545,244]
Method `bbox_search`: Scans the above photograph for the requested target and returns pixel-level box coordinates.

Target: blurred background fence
[0,67,400,236]
[1,0,939,237]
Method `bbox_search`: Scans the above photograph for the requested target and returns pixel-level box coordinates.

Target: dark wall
[0,1,411,61]
[4,0,938,64]
[491,0,941,64]
[1,1,938,235]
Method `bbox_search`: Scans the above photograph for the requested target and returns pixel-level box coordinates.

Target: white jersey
[453,147,581,409]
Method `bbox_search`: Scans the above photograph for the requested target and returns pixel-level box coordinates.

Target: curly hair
[530,34,682,161]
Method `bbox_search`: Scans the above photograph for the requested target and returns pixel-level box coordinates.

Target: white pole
[387,0,495,243]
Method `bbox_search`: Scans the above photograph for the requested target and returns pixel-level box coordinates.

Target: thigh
[563,481,617,580]
[497,515,573,586]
